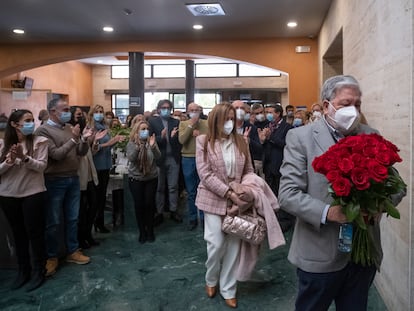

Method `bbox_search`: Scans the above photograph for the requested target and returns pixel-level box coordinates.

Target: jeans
[156,156,179,213]
[45,176,81,257]
[0,193,46,269]
[181,157,203,222]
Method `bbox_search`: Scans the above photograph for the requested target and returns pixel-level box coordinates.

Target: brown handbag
[222,207,267,245]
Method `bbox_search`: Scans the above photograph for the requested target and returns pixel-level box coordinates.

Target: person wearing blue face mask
[35,98,92,277]
[126,121,160,243]
[148,99,183,224]
[0,109,48,291]
[87,104,125,234]
[258,103,295,233]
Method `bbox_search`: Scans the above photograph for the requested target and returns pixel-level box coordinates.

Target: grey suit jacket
[278,119,380,273]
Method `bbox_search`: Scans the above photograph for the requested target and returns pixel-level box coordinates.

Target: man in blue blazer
[260,103,294,232]
[278,75,405,310]
[149,99,182,223]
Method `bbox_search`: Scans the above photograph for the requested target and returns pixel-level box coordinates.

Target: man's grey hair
[47,98,62,112]
[321,75,362,101]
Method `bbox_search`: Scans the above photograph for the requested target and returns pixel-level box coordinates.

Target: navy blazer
[242,121,263,161]
[148,116,182,166]
[263,119,292,177]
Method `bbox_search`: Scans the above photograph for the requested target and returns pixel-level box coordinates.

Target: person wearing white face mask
[0,109,48,291]
[127,121,160,243]
[195,102,254,308]
[178,103,208,230]
[278,75,402,310]
[231,100,263,179]
[251,103,269,130]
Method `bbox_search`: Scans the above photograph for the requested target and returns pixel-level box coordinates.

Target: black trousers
[79,181,97,241]
[296,263,376,311]
[95,169,110,226]
[265,173,295,233]
[128,177,158,236]
[0,192,46,270]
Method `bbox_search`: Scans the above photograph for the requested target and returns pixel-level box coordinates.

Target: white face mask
[223,120,234,135]
[255,113,265,122]
[188,112,199,119]
[312,111,322,118]
[236,108,245,121]
[327,102,360,135]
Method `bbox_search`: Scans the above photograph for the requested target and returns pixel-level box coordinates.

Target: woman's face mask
[19,121,35,136]
[139,129,149,140]
[223,120,234,135]
[94,113,104,122]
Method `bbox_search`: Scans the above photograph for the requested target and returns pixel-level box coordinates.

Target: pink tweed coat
[195,134,254,216]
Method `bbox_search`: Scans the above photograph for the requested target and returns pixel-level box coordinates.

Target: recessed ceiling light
[97,60,103,64]
[287,22,297,28]
[193,24,203,30]
[186,3,225,16]
[13,29,25,34]
[103,26,114,32]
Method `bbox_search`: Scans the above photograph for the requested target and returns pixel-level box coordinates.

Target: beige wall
[319,0,412,310]
[0,61,92,125]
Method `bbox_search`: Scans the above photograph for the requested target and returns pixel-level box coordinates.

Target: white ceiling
[0,0,332,43]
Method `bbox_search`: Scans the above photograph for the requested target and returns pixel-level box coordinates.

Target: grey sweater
[126,141,160,181]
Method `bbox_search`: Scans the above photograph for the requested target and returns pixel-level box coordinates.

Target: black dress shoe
[25,269,45,292]
[11,267,31,290]
[79,240,91,250]
[86,237,100,246]
[187,220,198,231]
[170,212,183,223]
[94,224,110,233]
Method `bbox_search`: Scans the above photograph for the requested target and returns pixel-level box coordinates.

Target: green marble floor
[0,200,387,311]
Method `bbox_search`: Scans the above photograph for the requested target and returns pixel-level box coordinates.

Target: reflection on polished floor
[0,197,387,311]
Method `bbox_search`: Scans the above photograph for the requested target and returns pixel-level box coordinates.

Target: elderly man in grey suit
[278,75,405,311]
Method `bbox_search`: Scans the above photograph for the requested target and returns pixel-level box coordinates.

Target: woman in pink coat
[195,102,254,308]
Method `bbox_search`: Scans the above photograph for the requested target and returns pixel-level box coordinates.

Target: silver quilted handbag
[222,207,267,245]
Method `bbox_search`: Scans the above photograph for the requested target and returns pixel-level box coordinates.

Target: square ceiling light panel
[186,3,226,16]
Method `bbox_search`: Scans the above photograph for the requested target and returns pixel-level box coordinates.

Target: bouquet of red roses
[312,133,406,266]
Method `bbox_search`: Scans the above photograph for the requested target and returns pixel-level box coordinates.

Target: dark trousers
[129,177,158,237]
[265,173,295,232]
[95,169,110,226]
[296,263,376,311]
[78,181,97,241]
[0,193,46,270]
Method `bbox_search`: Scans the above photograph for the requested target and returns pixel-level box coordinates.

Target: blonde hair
[129,120,149,141]
[87,104,104,128]
[204,102,249,160]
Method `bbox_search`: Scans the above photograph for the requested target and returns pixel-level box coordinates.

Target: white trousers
[204,212,241,299]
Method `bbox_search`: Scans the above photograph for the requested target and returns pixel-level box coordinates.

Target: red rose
[375,152,392,166]
[326,170,341,183]
[363,145,377,158]
[338,158,354,175]
[350,167,370,190]
[331,176,352,196]
[367,159,388,182]
[350,153,365,167]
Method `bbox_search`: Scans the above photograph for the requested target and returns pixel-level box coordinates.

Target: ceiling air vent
[186,3,226,16]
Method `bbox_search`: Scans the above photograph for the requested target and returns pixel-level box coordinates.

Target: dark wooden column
[185,59,195,109]
[129,52,145,115]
